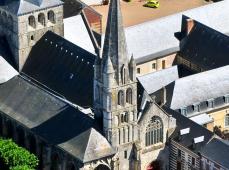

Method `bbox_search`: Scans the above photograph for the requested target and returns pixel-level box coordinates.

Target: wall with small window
[135,53,176,76]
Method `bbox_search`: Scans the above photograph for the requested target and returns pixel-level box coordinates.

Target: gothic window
[122,67,126,84]
[123,127,125,143]
[225,114,229,127]
[145,116,163,146]
[28,15,36,28]
[118,90,124,106]
[126,88,133,104]
[38,13,45,26]
[121,112,128,123]
[118,129,121,144]
[48,10,55,23]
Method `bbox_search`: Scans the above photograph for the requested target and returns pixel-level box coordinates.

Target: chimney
[160,87,167,106]
[186,18,194,35]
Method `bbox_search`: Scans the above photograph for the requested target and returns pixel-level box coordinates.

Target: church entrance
[147,160,161,170]
[95,164,110,170]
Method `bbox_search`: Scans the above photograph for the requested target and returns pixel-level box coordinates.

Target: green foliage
[0,138,38,170]
[10,165,32,170]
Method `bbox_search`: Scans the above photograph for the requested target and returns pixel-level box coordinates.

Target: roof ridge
[82,128,94,162]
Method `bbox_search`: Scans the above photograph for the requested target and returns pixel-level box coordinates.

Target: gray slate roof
[201,138,229,169]
[59,128,115,163]
[125,0,229,63]
[163,106,214,153]
[0,0,63,16]
[137,66,179,95]
[166,65,229,110]
[0,56,18,84]
[179,20,229,70]
[71,0,229,63]
[0,75,114,162]
[22,31,96,108]
[64,15,96,55]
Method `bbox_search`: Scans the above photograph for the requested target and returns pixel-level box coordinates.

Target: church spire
[102,0,129,82]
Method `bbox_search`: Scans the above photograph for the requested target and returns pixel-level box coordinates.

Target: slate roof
[0,0,63,16]
[0,75,114,162]
[163,106,214,153]
[64,15,96,55]
[125,0,229,63]
[0,56,18,84]
[137,66,179,95]
[62,0,84,18]
[166,65,229,110]
[179,20,229,70]
[201,138,229,169]
[22,31,96,108]
[59,128,115,163]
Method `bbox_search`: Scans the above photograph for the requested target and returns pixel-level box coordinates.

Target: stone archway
[95,164,110,170]
[147,160,161,170]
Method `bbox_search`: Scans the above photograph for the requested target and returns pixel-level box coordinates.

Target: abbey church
[0,0,229,170]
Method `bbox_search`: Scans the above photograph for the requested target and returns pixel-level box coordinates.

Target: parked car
[143,0,159,8]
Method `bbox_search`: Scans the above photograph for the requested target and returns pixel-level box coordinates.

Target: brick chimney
[186,18,195,35]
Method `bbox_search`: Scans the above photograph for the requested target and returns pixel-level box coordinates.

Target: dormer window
[207,99,214,108]
[180,107,187,116]
[224,95,229,104]
[192,103,200,112]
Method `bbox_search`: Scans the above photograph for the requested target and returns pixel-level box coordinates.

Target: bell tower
[0,0,64,70]
[93,0,139,151]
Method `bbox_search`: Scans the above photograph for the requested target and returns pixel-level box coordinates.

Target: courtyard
[92,0,211,32]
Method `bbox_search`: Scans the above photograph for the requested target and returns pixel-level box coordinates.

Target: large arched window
[118,90,124,106]
[225,114,229,127]
[126,88,132,104]
[28,15,36,28]
[145,116,163,146]
[48,10,55,23]
[38,13,45,26]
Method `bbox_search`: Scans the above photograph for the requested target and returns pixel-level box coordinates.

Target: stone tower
[0,0,64,71]
[94,0,139,165]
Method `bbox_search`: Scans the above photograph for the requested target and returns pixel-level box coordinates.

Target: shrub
[0,138,38,170]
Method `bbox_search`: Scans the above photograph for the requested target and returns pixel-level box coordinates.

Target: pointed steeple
[102,0,129,79]
[103,55,115,74]
[129,54,135,67]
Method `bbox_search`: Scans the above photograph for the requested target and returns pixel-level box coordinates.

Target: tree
[0,138,39,170]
